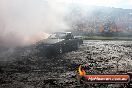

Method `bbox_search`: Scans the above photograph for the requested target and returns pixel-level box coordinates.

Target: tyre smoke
[0,0,69,47]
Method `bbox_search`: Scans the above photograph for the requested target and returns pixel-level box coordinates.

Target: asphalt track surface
[0,40,132,88]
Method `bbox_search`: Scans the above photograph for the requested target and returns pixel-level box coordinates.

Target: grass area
[83,36,132,40]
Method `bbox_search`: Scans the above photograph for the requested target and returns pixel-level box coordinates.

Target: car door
[64,33,76,51]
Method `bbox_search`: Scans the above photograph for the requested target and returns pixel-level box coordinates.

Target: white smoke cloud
[0,0,131,47]
[0,0,70,47]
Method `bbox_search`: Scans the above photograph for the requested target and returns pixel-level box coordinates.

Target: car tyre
[59,46,63,54]
[76,42,80,49]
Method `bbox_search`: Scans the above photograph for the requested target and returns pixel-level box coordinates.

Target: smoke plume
[0,0,69,47]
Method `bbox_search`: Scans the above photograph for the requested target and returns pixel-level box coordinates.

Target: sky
[56,0,132,9]
[0,0,132,47]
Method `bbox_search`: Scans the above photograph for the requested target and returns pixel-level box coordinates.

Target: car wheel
[76,42,80,49]
[59,46,63,54]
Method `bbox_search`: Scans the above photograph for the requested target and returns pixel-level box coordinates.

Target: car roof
[54,32,72,34]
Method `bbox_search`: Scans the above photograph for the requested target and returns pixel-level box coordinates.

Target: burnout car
[36,32,83,56]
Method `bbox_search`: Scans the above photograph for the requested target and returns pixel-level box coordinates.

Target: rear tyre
[59,46,63,54]
[76,42,80,50]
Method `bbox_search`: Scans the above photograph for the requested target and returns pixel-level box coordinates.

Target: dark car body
[36,32,83,56]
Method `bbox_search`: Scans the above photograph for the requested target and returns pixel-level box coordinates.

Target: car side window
[65,33,74,40]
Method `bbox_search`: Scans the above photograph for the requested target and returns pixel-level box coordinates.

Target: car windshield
[48,33,66,39]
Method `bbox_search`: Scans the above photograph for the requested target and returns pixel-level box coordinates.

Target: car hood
[41,39,64,44]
